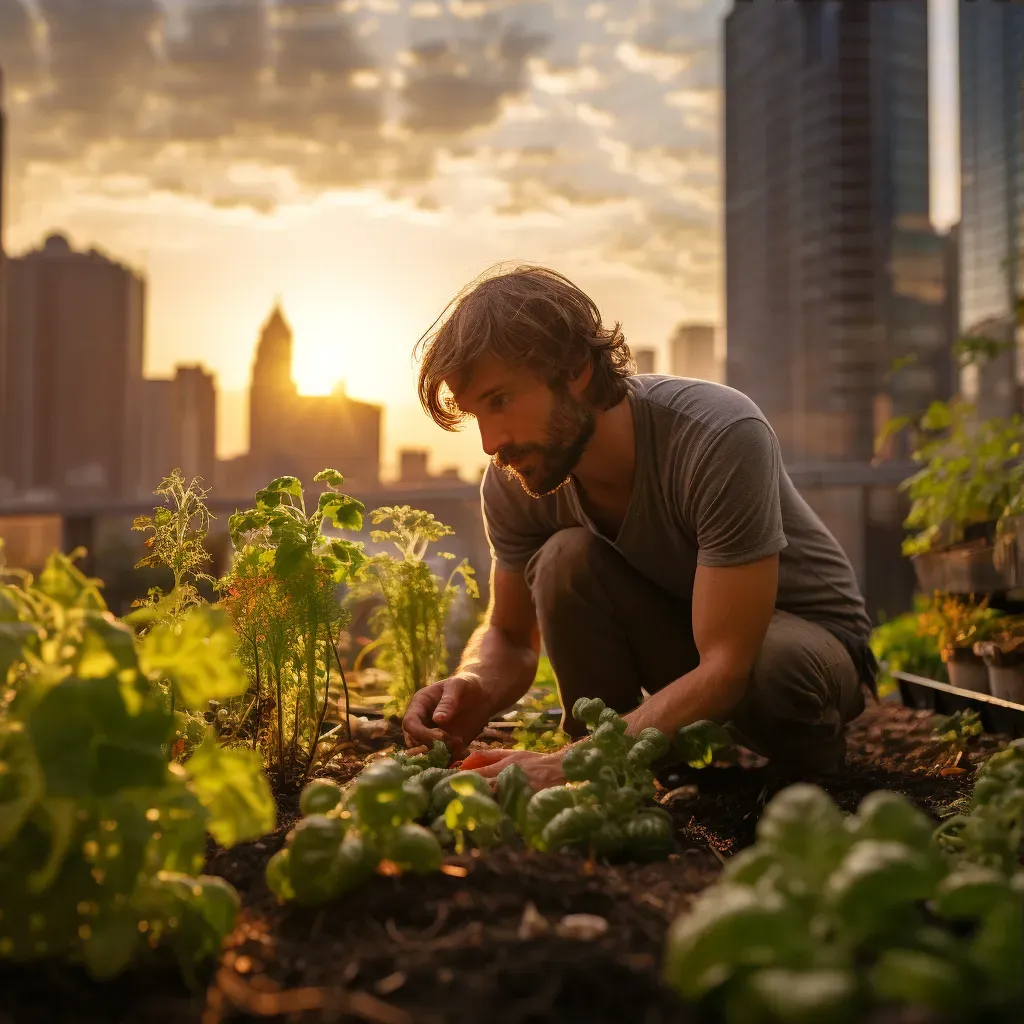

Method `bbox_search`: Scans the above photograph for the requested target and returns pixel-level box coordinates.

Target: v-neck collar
[566,385,645,545]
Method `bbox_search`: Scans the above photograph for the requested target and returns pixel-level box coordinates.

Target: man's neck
[572,392,636,497]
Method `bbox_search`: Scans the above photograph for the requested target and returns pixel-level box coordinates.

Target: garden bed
[0,698,1005,1024]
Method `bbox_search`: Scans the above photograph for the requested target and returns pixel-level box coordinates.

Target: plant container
[911,540,1013,596]
[994,513,1024,588]
[975,637,1024,704]
[945,647,990,693]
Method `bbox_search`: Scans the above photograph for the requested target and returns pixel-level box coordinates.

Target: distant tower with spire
[239,301,382,493]
[248,303,299,458]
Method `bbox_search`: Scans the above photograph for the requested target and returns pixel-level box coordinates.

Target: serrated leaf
[185,733,275,847]
[0,621,39,680]
[138,606,248,710]
[273,533,312,578]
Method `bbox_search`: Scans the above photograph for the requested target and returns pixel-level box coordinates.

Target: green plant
[128,470,218,756]
[932,709,983,759]
[264,698,687,906]
[918,593,1003,663]
[131,470,215,623]
[221,470,366,782]
[870,600,946,696]
[266,744,453,905]
[516,697,675,861]
[664,783,1024,1021]
[895,399,1024,556]
[356,506,478,716]
[935,738,1024,874]
[0,550,274,983]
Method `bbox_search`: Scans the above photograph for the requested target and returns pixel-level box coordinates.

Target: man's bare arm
[457,564,541,716]
[623,554,779,736]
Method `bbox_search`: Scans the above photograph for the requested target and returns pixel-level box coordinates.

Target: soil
[0,697,1007,1024]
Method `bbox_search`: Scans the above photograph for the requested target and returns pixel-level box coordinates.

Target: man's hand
[467,748,566,791]
[401,675,495,760]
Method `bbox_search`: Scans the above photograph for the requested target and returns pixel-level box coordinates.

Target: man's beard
[493,389,596,498]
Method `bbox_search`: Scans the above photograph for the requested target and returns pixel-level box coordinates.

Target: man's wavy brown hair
[414,264,636,430]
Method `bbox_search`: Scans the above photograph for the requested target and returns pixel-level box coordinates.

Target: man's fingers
[432,680,462,724]
[460,749,512,771]
[474,759,511,779]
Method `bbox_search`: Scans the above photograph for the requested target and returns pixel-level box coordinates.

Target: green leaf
[739,968,859,1024]
[266,476,304,499]
[138,605,248,710]
[273,532,312,578]
[319,492,365,531]
[0,621,39,681]
[869,949,968,1013]
[185,732,275,847]
[313,468,345,488]
[664,884,808,1001]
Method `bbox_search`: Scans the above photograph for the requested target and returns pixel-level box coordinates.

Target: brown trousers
[525,528,865,771]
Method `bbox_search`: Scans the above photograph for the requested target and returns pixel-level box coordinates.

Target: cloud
[2,0,731,292]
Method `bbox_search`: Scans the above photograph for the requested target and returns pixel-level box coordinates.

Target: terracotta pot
[945,648,990,693]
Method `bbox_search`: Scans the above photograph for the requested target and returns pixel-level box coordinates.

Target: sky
[1,0,959,480]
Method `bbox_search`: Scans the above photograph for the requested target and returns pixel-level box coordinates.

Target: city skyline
[0,0,960,480]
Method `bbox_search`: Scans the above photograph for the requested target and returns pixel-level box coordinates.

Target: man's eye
[490,394,510,410]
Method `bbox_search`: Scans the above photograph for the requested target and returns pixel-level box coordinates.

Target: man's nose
[479,421,512,458]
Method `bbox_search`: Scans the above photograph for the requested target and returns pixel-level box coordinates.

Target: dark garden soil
[0,697,1006,1024]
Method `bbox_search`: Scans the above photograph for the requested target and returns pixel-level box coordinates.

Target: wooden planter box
[911,539,1015,595]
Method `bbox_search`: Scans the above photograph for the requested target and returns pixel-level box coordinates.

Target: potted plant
[974,618,1024,704]
[918,593,1003,693]
[897,399,1024,594]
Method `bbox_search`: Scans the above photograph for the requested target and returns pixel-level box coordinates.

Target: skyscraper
[959,1,1024,416]
[140,364,218,494]
[2,234,146,502]
[724,0,950,466]
[228,304,381,495]
[670,324,720,382]
[632,347,656,375]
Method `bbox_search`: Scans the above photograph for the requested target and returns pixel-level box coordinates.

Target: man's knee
[524,527,603,606]
[731,611,863,740]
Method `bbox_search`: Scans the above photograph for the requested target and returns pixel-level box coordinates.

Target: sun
[285,303,413,408]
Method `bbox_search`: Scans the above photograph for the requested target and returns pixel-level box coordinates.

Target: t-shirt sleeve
[480,465,556,572]
[683,417,788,568]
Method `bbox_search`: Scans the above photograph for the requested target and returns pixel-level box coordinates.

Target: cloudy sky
[0,0,957,479]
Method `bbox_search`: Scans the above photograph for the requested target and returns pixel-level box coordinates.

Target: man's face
[452,355,595,498]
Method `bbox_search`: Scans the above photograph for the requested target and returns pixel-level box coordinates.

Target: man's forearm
[456,623,539,718]
[623,657,748,737]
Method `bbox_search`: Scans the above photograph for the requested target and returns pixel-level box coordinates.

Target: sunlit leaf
[185,732,275,847]
[138,605,248,710]
[313,468,345,488]
[319,492,364,531]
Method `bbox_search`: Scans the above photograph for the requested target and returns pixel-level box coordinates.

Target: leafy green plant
[895,399,1024,556]
[265,698,688,906]
[266,743,453,905]
[935,738,1024,874]
[932,709,983,759]
[918,593,1003,663]
[355,506,478,716]
[664,782,1024,1021]
[515,697,675,862]
[221,470,366,782]
[870,600,946,696]
[131,470,215,624]
[0,550,274,983]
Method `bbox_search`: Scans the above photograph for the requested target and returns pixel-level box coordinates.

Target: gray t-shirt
[480,375,872,640]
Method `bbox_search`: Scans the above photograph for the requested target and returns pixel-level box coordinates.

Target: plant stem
[331,637,353,742]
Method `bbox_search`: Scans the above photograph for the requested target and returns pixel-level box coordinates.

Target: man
[402,265,874,790]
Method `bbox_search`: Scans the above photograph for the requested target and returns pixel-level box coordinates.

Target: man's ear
[569,359,592,393]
